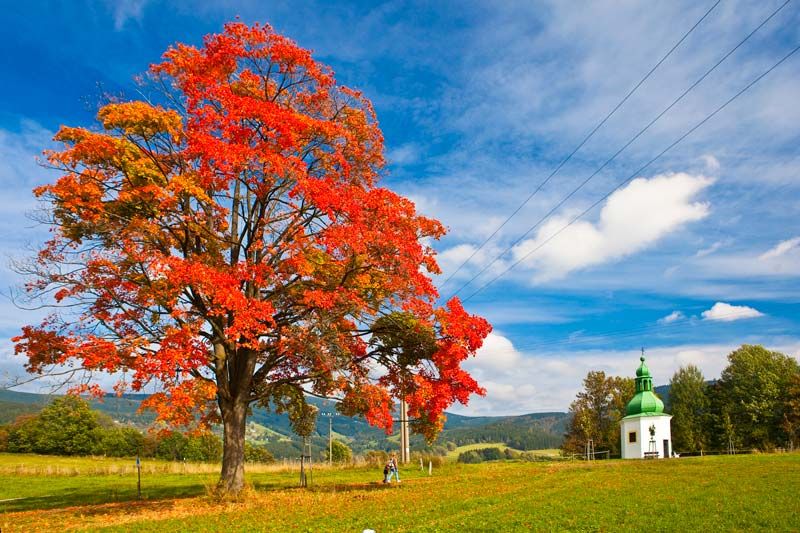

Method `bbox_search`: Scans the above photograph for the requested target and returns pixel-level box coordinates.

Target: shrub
[457,450,482,464]
[6,397,104,456]
[325,440,353,464]
[155,430,188,461]
[92,427,145,457]
[363,449,388,466]
[480,447,503,461]
[411,451,445,467]
[245,443,275,463]
[6,414,40,453]
[184,433,223,462]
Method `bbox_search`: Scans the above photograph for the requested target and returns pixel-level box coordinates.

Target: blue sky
[1,0,799,414]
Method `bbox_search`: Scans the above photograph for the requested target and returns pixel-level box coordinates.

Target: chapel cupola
[625,355,665,416]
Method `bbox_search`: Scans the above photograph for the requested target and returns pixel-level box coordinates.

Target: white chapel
[620,355,672,459]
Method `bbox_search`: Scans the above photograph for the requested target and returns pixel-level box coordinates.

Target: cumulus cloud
[511,172,713,281]
[658,311,685,324]
[701,302,764,322]
[759,237,800,261]
[451,333,800,416]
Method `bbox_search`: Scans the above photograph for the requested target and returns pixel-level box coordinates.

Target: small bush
[184,433,223,462]
[411,452,445,467]
[363,450,388,466]
[457,450,482,464]
[325,440,353,464]
[480,447,503,461]
[92,427,145,457]
[245,443,275,463]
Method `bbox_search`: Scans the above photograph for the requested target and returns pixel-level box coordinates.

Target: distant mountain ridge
[0,389,569,456]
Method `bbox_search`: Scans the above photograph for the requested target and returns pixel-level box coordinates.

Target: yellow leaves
[167,171,210,203]
[98,101,184,140]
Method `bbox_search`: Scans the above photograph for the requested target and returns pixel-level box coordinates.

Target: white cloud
[512,172,713,281]
[701,302,764,322]
[451,333,800,416]
[104,0,149,30]
[759,237,800,261]
[386,143,420,166]
[0,120,57,295]
[658,311,685,324]
[695,239,730,258]
[701,154,720,173]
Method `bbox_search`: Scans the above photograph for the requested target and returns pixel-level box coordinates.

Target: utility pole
[400,399,410,464]
[136,453,141,499]
[320,411,333,465]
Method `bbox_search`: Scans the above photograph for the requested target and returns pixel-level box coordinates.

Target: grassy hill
[1,452,797,531]
[0,389,568,456]
[0,400,40,425]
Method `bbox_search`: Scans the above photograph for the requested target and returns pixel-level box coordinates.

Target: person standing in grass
[388,454,401,483]
[383,459,391,483]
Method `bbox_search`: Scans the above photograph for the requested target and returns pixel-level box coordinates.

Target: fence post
[428,460,432,475]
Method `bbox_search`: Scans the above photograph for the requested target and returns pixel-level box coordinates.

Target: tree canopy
[711,344,799,449]
[561,371,634,456]
[668,365,709,452]
[13,22,491,492]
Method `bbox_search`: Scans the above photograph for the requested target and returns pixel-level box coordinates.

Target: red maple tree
[13,22,491,492]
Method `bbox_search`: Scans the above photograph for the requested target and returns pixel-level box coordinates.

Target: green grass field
[2,452,799,531]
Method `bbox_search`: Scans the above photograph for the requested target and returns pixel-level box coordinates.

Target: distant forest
[0,390,568,459]
[562,345,800,456]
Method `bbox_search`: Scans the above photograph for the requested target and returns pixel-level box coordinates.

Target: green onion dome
[625,356,665,416]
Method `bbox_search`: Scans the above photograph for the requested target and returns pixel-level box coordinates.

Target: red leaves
[141,379,218,429]
[15,22,491,441]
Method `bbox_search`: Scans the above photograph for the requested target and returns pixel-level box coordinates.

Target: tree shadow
[0,483,207,513]
[1,478,395,514]
[308,481,399,493]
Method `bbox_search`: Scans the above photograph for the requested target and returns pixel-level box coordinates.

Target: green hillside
[0,389,568,456]
[0,401,40,425]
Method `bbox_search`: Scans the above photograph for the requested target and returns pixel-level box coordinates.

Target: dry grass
[0,453,338,477]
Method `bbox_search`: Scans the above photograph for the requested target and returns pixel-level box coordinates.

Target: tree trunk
[219,398,248,493]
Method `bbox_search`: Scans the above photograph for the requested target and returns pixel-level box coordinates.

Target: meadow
[1,452,798,532]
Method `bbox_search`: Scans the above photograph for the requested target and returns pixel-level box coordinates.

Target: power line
[447,0,793,301]
[437,0,723,290]
[461,42,800,303]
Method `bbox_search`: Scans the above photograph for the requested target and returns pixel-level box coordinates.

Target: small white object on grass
[363,530,376,533]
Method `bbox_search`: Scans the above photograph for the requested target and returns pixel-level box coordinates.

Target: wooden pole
[400,399,410,463]
[404,401,410,463]
[136,454,141,499]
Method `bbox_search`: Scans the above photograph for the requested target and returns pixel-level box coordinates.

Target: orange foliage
[14,22,490,441]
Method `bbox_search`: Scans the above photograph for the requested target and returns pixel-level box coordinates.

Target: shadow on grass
[0,482,208,513]
[0,478,387,514]
[307,481,400,493]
